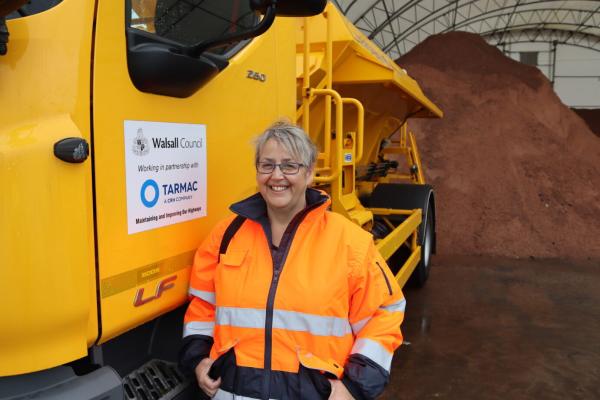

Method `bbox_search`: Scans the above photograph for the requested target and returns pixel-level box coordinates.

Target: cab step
[123,359,192,400]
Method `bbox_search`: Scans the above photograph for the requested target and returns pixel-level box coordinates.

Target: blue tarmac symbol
[140,179,160,208]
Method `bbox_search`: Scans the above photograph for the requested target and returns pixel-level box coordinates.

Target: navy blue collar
[229,188,328,222]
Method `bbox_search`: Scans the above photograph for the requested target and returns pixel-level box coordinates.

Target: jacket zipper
[261,243,283,400]
[260,203,323,400]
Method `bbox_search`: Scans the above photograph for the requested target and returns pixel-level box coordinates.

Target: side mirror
[127,0,328,97]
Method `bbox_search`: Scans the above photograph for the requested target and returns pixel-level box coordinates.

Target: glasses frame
[256,161,305,175]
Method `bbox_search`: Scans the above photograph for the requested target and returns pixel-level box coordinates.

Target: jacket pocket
[298,364,331,400]
[208,341,238,381]
[216,249,248,304]
[297,350,343,399]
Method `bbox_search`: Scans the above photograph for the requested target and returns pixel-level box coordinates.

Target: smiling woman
[179,121,407,400]
[254,122,316,240]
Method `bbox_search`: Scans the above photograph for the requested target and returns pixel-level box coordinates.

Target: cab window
[129,0,259,56]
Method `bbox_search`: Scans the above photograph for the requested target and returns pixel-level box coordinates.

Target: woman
[179,121,405,399]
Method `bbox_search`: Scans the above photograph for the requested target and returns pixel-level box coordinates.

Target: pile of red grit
[394,32,600,259]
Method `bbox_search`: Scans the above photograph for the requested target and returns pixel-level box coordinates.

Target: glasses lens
[257,162,303,174]
[257,162,274,173]
[281,162,300,174]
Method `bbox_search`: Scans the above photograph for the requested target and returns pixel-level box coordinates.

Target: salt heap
[396,32,600,259]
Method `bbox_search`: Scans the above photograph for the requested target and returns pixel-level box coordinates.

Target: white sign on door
[124,120,207,234]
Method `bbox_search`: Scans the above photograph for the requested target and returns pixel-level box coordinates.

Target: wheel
[368,183,436,287]
[408,204,434,287]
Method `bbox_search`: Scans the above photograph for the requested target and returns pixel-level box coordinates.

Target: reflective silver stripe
[273,309,352,337]
[213,388,276,400]
[216,307,352,337]
[352,299,406,335]
[351,338,393,372]
[351,316,371,335]
[183,321,214,338]
[380,298,406,313]
[216,307,265,329]
[189,287,215,305]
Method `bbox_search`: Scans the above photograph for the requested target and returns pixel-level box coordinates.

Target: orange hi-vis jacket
[179,189,405,399]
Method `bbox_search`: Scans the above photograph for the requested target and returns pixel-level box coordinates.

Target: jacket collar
[229,188,330,222]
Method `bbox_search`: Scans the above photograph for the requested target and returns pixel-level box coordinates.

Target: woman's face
[256,138,313,217]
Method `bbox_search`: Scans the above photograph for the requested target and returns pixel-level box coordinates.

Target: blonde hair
[254,120,317,168]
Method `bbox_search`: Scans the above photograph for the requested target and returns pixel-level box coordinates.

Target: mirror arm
[185,4,276,58]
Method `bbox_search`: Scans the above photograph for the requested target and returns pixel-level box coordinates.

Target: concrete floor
[381,255,600,400]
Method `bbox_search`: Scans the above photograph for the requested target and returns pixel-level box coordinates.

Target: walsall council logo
[132,128,150,156]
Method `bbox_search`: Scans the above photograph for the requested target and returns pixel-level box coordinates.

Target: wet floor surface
[381,255,600,400]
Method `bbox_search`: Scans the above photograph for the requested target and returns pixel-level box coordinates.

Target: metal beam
[347,0,600,57]
[484,28,600,53]
[386,2,600,52]
[498,0,522,44]
[566,3,600,41]
[393,7,600,54]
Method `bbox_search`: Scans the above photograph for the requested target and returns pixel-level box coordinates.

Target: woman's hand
[328,379,355,400]
[194,358,221,397]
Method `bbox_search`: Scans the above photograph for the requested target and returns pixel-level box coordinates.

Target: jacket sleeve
[178,217,234,376]
[343,240,405,400]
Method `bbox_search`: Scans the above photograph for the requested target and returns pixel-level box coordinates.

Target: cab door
[0,0,97,374]
[92,0,297,342]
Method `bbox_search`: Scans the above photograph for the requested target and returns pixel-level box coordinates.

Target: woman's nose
[271,165,285,178]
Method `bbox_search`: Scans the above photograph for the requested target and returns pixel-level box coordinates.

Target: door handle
[54,137,89,163]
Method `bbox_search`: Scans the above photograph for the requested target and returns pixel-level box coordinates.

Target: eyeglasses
[256,161,305,175]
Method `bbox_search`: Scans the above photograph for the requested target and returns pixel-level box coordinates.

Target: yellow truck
[0,1,441,398]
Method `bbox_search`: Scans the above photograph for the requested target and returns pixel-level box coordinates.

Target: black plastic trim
[251,0,327,16]
[53,137,89,163]
[89,0,103,348]
[0,17,8,55]
[0,366,122,400]
[4,0,59,19]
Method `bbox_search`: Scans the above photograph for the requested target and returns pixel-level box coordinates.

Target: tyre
[368,183,436,288]
[408,203,433,287]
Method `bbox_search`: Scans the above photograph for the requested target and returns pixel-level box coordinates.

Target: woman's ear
[306,167,315,186]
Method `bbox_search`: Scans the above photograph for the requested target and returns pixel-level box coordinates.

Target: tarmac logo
[132,128,150,156]
[140,179,160,208]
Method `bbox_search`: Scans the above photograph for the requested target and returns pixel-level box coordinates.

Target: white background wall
[505,43,600,108]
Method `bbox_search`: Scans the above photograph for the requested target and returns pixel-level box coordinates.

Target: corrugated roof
[332,0,600,58]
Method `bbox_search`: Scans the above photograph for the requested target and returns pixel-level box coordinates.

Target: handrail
[302,17,310,132]
[408,131,425,184]
[323,10,333,166]
[341,98,364,163]
[312,88,343,183]
[301,12,363,183]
